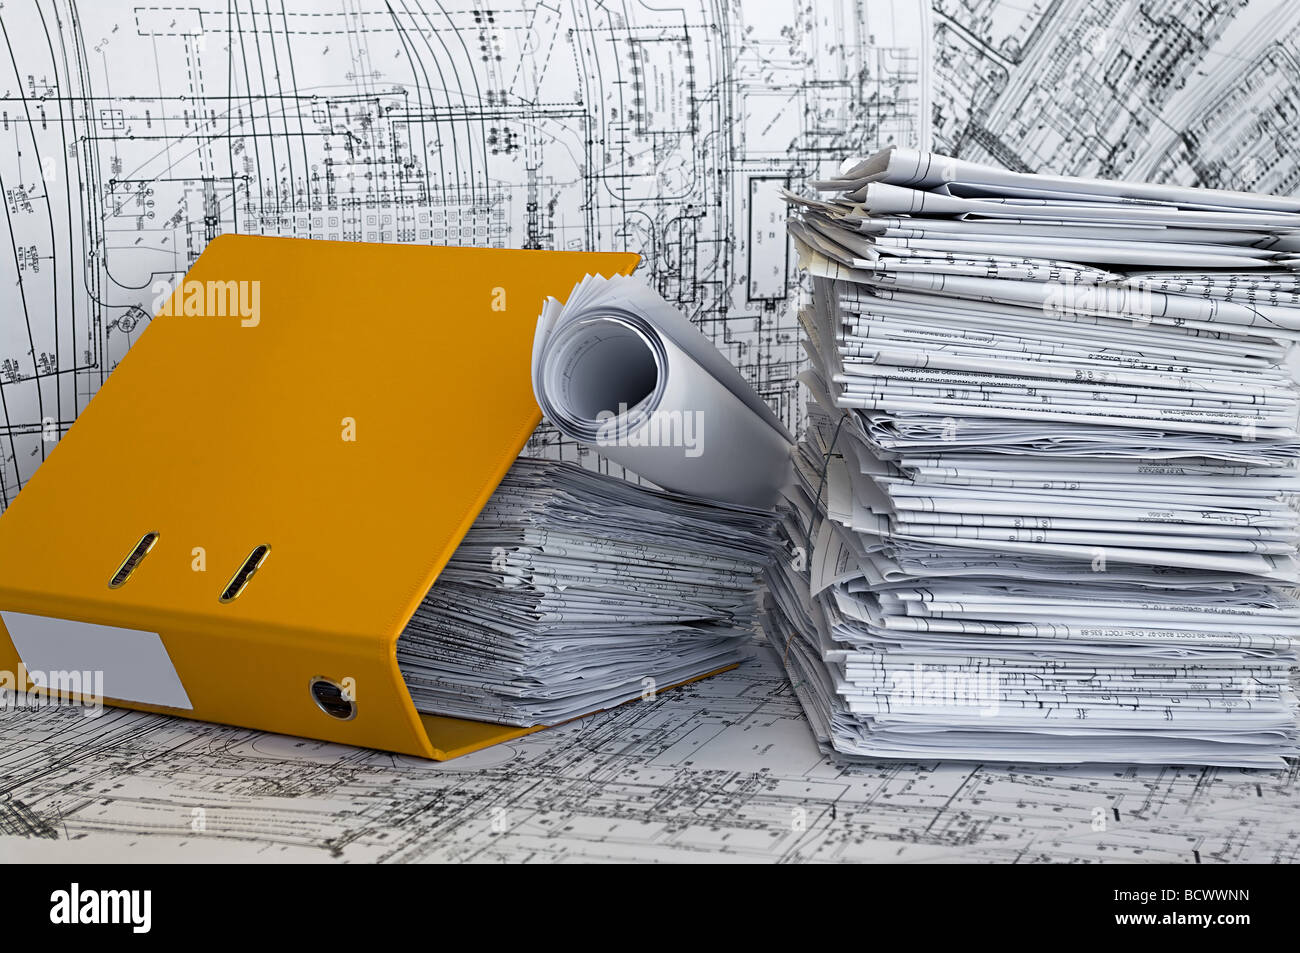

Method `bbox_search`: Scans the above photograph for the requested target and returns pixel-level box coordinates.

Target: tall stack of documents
[397,458,773,727]
[769,147,1300,767]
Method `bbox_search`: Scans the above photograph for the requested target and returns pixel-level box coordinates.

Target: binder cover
[0,235,668,759]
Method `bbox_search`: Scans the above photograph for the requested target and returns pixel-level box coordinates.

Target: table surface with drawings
[1,639,1297,863]
[4,0,1300,863]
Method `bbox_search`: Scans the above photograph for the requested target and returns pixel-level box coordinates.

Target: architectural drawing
[932,0,1300,193]
[0,0,929,505]
[3,640,1298,863]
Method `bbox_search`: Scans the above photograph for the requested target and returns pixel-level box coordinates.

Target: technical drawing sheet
[3,640,1300,863]
[0,0,931,506]
[932,0,1300,192]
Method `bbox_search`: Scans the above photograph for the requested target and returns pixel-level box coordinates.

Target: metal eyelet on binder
[218,544,270,603]
[309,676,356,721]
[108,531,160,589]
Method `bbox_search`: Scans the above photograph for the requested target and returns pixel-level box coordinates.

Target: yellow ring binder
[0,235,648,759]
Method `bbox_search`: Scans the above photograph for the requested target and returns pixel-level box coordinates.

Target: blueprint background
[3,0,1300,861]
[0,0,928,504]
[6,640,1300,863]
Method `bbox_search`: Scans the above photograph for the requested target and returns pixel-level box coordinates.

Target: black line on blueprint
[34,0,72,441]
[276,0,316,216]
[430,0,490,206]
[233,1,271,218]
[398,0,466,208]
[0,13,51,482]
[0,170,29,508]
[386,2,438,206]
[225,0,240,232]
[256,1,298,221]
[571,6,597,247]
[149,33,177,206]
[246,1,287,217]
[67,0,109,389]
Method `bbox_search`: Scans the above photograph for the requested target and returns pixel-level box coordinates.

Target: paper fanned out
[397,458,774,726]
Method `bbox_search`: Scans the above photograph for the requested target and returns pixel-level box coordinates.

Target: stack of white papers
[397,458,773,726]
[766,148,1300,767]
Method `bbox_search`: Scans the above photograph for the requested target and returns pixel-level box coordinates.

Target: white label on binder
[1,611,192,710]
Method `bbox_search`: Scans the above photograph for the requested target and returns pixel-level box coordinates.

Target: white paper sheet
[766,147,1300,767]
[533,275,792,507]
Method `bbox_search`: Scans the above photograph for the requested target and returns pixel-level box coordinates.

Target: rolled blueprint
[532,274,792,508]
